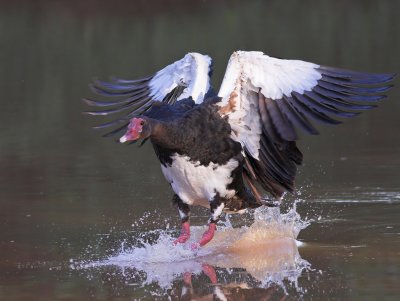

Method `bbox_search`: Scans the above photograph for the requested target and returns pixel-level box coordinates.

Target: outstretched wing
[217,51,395,198]
[84,52,213,137]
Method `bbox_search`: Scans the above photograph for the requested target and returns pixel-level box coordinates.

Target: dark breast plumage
[146,97,255,210]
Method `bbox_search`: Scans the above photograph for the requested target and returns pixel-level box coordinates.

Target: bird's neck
[150,119,185,151]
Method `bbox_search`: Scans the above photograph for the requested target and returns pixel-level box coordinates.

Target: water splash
[74,201,312,295]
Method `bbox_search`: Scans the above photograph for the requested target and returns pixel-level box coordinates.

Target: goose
[84,51,395,248]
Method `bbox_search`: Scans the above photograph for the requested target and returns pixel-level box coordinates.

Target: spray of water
[73,200,312,293]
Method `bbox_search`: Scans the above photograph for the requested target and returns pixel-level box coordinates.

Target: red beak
[119,118,143,143]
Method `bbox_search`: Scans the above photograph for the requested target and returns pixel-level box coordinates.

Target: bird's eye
[140,120,145,126]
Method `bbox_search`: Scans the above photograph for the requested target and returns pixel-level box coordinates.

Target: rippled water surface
[1,0,400,300]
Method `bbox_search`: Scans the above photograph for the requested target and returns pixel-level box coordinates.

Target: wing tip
[319,66,397,84]
[82,97,97,107]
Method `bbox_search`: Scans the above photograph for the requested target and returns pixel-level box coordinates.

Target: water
[74,205,310,295]
[1,0,400,300]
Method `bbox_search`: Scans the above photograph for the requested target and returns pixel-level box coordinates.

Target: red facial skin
[121,118,144,142]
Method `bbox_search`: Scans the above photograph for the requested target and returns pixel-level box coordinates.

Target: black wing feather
[246,66,395,198]
[83,75,187,137]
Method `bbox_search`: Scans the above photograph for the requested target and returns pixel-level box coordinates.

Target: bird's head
[119,117,152,143]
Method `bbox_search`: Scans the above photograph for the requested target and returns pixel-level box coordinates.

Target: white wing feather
[217,51,321,159]
[149,52,212,104]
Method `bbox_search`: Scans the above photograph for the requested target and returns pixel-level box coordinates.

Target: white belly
[161,154,239,206]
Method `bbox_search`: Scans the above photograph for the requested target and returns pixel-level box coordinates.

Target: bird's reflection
[174,263,292,300]
[166,231,308,300]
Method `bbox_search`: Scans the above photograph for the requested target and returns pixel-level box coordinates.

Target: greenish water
[1,0,400,300]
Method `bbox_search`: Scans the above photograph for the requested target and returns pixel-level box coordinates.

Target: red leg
[191,223,216,250]
[191,199,223,250]
[173,221,191,244]
[199,223,216,246]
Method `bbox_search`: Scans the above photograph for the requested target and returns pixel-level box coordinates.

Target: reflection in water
[318,188,400,204]
[74,205,313,299]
